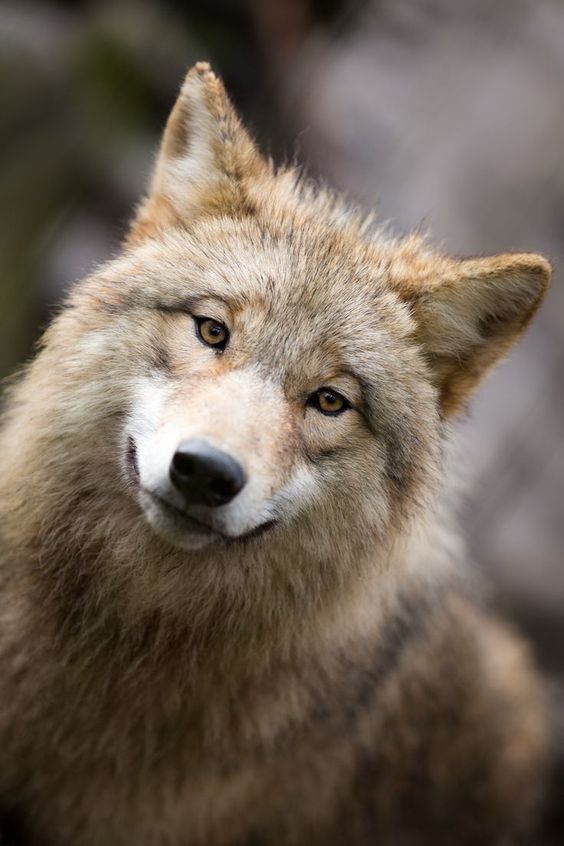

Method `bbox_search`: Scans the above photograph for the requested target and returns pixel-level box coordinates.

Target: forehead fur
[138,210,409,310]
[92,194,425,391]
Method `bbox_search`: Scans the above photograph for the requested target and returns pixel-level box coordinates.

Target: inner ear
[126,62,267,246]
[406,253,551,415]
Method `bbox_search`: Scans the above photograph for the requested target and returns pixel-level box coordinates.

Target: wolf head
[2,64,550,619]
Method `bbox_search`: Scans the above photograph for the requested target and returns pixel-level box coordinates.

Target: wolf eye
[309,389,350,416]
[195,317,229,351]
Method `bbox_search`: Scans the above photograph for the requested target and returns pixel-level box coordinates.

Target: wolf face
[118,217,441,554]
[10,64,549,595]
[109,63,548,559]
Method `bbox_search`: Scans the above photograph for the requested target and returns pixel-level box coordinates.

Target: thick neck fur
[1,529,454,770]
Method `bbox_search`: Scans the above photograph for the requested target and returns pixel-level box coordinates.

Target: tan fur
[0,63,551,845]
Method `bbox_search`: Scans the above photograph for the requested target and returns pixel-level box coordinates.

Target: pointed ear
[127,62,267,246]
[403,253,551,415]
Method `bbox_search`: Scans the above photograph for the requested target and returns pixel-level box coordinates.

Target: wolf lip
[148,490,277,544]
[233,519,277,542]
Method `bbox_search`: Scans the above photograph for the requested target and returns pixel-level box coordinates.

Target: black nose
[169,439,246,507]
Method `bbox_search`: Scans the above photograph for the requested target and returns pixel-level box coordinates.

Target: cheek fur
[301,409,365,461]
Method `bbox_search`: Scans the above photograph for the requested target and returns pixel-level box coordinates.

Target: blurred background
[1,0,563,698]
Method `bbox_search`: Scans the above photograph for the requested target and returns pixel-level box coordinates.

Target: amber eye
[195,317,229,350]
[310,388,350,416]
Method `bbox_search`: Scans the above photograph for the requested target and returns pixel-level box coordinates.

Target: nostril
[169,439,246,507]
[210,476,240,503]
[171,450,197,479]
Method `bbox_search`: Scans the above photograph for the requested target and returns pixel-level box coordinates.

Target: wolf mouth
[149,490,277,545]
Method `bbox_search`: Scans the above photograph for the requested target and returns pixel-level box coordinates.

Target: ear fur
[404,253,551,415]
[127,62,267,245]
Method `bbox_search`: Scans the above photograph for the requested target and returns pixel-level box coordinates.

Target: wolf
[0,62,553,845]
